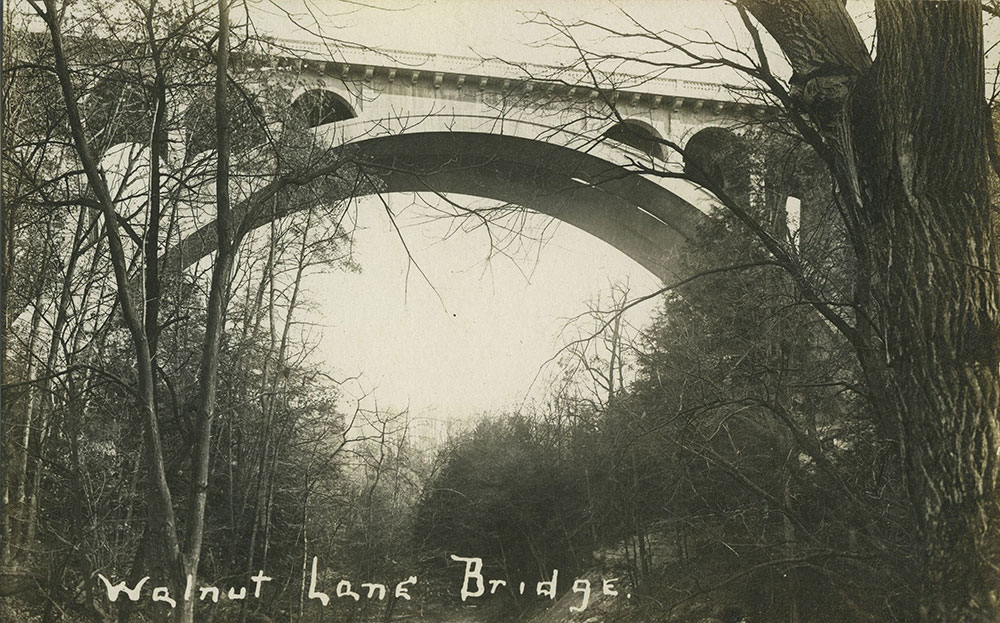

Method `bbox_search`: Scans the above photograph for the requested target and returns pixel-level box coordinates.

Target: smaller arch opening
[289,90,357,128]
[602,119,665,160]
[683,127,749,192]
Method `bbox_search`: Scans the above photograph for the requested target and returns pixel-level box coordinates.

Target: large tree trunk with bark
[867,2,1000,620]
[743,1,1000,620]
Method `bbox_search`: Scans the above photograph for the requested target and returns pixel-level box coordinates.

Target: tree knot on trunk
[789,67,857,123]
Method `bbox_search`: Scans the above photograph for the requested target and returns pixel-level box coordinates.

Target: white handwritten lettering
[97,575,149,602]
[450,555,485,601]
[151,586,176,608]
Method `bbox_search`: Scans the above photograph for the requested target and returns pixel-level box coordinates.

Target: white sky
[242,0,991,421]
[301,196,661,419]
[16,0,742,423]
[262,0,734,56]
[16,0,994,421]
[282,1,743,421]
[53,0,929,423]
[253,0,761,81]
[283,1,730,420]
[281,0,840,420]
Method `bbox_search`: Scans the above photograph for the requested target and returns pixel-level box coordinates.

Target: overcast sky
[282,0,787,421]
[259,0,735,55]
[253,0,765,82]
[300,196,660,420]
[14,0,991,422]
[248,0,988,422]
[246,1,881,423]
[285,2,723,421]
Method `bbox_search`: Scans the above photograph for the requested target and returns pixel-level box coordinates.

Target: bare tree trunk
[33,0,184,603]
[782,474,800,623]
[26,206,89,545]
[260,209,314,575]
[1,14,28,566]
[742,1,1000,620]
[865,3,1000,620]
[242,222,279,598]
[11,234,52,556]
[298,500,308,623]
[178,0,237,620]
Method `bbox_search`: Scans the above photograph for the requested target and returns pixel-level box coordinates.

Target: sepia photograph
[2,1,999,621]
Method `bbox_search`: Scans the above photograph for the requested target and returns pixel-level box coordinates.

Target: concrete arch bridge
[160,39,758,282]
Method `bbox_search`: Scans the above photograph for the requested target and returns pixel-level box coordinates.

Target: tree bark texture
[743,1,1000,621]
[34,0,183,577]
[868,2,1000,619]
[177,0,237,620]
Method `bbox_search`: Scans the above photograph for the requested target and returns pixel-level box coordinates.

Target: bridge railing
[264,36,745,105]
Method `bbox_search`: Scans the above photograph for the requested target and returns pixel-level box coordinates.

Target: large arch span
[164,116,716,282]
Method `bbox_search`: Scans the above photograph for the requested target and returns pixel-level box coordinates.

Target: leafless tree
[516,3,1000,621]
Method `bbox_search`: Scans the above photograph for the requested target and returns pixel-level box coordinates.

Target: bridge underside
[166,132,708,282]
